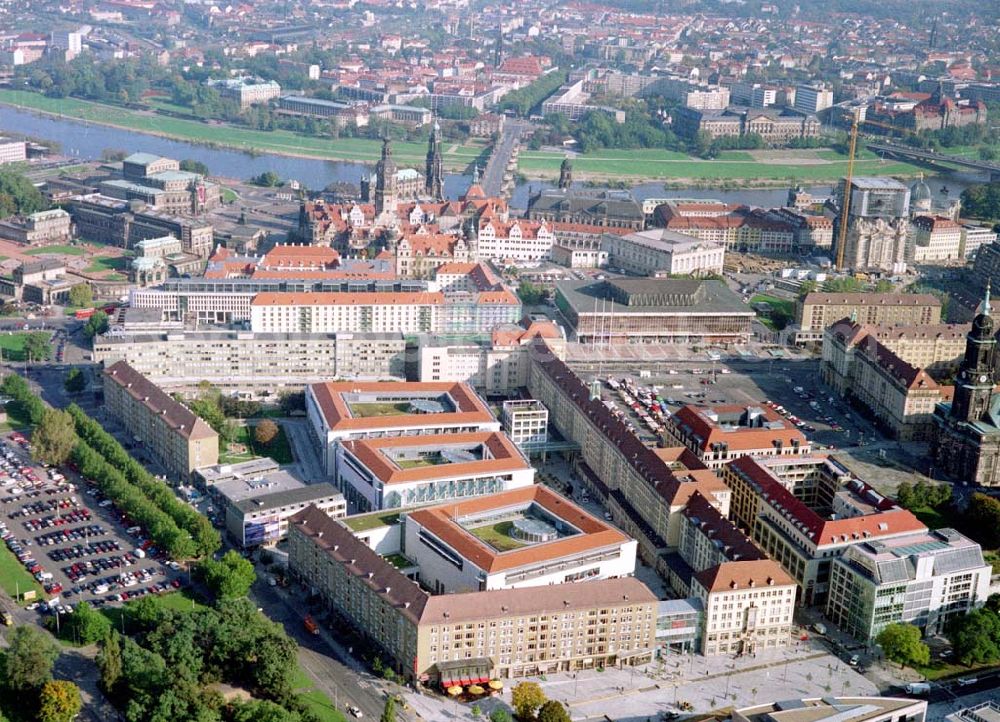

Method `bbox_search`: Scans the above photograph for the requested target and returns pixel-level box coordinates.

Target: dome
[910,174,932,210]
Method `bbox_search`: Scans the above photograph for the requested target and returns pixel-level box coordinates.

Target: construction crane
[834,115,920,271]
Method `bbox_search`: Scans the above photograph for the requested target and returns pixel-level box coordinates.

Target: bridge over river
[866,142,1000,181]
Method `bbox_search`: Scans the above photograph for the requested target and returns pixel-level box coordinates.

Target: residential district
[0,1,999,722]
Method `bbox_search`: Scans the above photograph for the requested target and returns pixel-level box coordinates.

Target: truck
[303,615,319,635]
[904,682,930,695]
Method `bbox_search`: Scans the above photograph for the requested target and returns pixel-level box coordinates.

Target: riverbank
[0,89,928,185]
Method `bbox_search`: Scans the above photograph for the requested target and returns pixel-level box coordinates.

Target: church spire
[981,281,992,317]
[425,118,444,201]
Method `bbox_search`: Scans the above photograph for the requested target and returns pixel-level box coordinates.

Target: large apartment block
[795,292,942,343]
[288,505,657,683]
[102,361,219,480]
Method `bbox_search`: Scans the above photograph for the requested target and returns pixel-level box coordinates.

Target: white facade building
[476,219,556,261]
[502,399,549,448]
[794,85,834,114]
[602,229,725,277]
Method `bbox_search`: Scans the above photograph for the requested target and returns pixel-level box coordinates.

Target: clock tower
[951,283,996,423]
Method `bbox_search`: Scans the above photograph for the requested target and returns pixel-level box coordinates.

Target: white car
[347,705,363,718]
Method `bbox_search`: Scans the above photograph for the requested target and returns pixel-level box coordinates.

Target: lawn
[909,505,955,530]
[221,188,238,203]
[750,294,794,318]
[342,512,400,532]
[0,540,46,602]
[0,331,53,362]
[293,665,348,722]
[220,424,294,465]
[349,402,412,418]
[24,244,86,256]
[383,553,414,569]
[100,588,211,631]
[0,398,33,432]
[912,658,1000,682]
[84,255,129,274]
[396,454,447,469]
[0,89,475,170]
[468,521,528,552]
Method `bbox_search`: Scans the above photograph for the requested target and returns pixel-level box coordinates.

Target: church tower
[495,24,503,68]
[425,121,444,201]
[951,284,997,423]
[558,156,573,190]
[374,138,397,218]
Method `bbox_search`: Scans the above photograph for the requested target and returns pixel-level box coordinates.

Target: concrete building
[794,292,942,343]
[103,360,219,480]
[403,485,637,592]
[794,85,834,115]
[602,229,725,277]
[0,137,27,164]
[725,697,927,722]
[961,225,997,261]
[197,458,345,547]
[92,330,406,393]
[826,527,990,641]
[335,431,534,511]
[554,278,754,345]
[416,321,565,395]
[502,399,548,449]
[666,405,810,470]
[550,244,608,269]
[722,455,927,605]
[288,505,658,682]
[0,209,72,245]
[692,559,797,656]
[307,381,500,475]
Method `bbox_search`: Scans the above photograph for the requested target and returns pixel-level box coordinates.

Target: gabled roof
[694,559,795,594]
[670,404,808,454]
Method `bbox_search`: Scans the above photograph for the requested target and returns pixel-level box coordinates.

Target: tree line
[0,375,219,560]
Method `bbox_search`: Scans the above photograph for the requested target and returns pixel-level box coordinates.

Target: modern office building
[502,399,548,449]
[601,229,725,277]
[102,361,219,480]
[554,278,754,345]
[794,85,834,115]
[666,404,810,470]
[198,459,346,547]
[722,455,927,605]
[307,381,500,475]
[825,527,990,641]
[335,431,534,511]
[288,505,658,682]
[402,485,638,592]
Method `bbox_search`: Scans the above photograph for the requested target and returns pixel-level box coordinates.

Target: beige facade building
[93,330,406,393]
[288,505,658,683]
[912,215,964,264]
[692,560,797,656]
[602,229,725,277]
[0,209,73,245]
[102,360,219,480]
[0,137,27,164]
[795,292,942,343]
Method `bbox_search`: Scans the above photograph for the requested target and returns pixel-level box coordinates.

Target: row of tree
[0,375,218,560]
[947,595,1000,665]
[499,70,569,117]
[96,598,306,722]
[0,169,49,219]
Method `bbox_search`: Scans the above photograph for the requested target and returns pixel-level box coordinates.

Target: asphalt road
[481,121,527,197]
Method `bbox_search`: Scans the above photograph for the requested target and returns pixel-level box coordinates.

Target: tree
[64,367,87,394]
[37,680,82,722]
[876,623,930,669]
[873,279,894,293]
[797,280,818,298]
[964,493,1000,549]
[66,601,112,644]
[97,630,124,694]
[380,696,396,722]
[252,171,282,187]
[822,277,864,293]
[0,169,48,217]
[947,608,1000,665]
[180,159,210,176]
[537,701,571,722]
[254,419,279,446]
[200,550,257,599]
[68,283,93,309]
[511,681,546,720]
[24,332,52,362]
[517,281,546,305]
[32,408,78,466]
[0,625,60,692]
[83,310,110,339]
[231,700,305,722]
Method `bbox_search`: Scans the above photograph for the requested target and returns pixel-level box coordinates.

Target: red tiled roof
[694,559,795,594]
[670,404,808,454]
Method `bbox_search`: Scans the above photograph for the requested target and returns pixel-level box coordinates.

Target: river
[0,104,973,210]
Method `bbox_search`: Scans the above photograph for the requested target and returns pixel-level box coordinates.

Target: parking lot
[0,430,186,620]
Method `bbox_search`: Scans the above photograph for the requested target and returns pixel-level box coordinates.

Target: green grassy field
[469,521,528,552]
[25,244,85,256]
[913,658,1000,682]
[350,401,412,418]
[0,331,52,362]
[84,256,129,274]
[0,89,478,170]
[0,540,46,602]
[220,423,294,465]
[342,512,400,532]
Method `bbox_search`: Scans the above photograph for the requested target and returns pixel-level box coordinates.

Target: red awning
[441,678,456,688]
[475,676,490,684]
[460,677,472,686]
